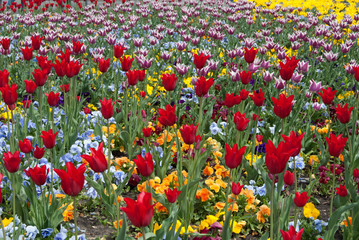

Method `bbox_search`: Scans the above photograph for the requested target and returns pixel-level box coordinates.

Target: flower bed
[0,0,358,239]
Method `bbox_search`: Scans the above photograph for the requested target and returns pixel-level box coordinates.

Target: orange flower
[113,219,123,229]
[256,205,270,223]
[156,130,172,145]
[155,202,168,213]
[196,188,213,202]
[341,217,352,227]
[214,202,225,210]
[203,165,214,176]
[62,203,74,222]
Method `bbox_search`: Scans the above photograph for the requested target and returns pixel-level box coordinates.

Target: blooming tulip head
[24,165,49,186]
[133,153,154,177]
[54,162,86,196]
[294,192,310,207]
[81,142,108,173]
[40,129,58,149]
[3,151,22,173]
[121,191,154,228]
[325,133,348,157]
[280,225,304,240]
[225,143,246,169]
[165,188,181,203]
[180,124,198,145]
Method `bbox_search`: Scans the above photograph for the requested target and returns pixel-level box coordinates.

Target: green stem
[294,156,297,193]
[73,197,78,240]
[198,97,204,134]
[0,214,6,240]
[142,227,146,240]
[270,177,275,240]
[12,173,16,240]
[330,157,336,216]
[294,206,298,229]
[147,179,153,232]
[250,107,260,165]
[107,119,111,171]
[6,107,13,152]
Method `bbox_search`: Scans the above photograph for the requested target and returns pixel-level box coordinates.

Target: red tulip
[33,146,45,159]
[59,49,71,62]
[21,46,33,61]
[0,38,11,50]
[165,188,181,203]
[142,127,153,138]
[72,40,83,55]
[239,89,249,100]
[32,69,48,87]
[279,56,299,81]
[120,56,134,72]
[353,66,359,81]
[54,162,86,196]
[24,165,49,186]
[325,133,348,157]
[294,192,310,207]
[250,89,265,107]
[100,98,115,119]
[244,47,258,63]
[31,36,43,50]
[0,83,18,106]
[180,124,198,145]
[36,56,52,75]
[281,131,305,157]
[158,104,178,127]
[23,100,31,109]
[121,191,154,228]
[225,143,246,169]
[126,70,139,86]
[2,151,22,173]
[335,103,353,124]
[280,226,304,240]
[0,69,9,88]
[283,170,295,186]
[195,76,214,97]
[19,138,32,154]
[24,80,37,94]
[65,61,83,78]
[40,129,58,149]
[232,182,244,195]
[240,70,252,85]
[114,44,126,58]
[336,184,348,197]
[60,84,70,93]
[272,94,294,119]
[224,93,241,108]
[193,53,210,69]
[133,153,154,177]
[318,87,337,105]
[265,140,294,174]
[162,73,177,91]
[98,58,111,73]
[233,112,250,131]
[52,60,67,78]
[81,142,108,173]
[137,70,146,82]
[45,92,60,107]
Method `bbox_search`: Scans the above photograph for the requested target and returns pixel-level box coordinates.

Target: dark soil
[77,215,115,240]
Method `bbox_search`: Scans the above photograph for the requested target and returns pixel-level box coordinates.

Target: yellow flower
[170,220,194,234]
[232,220,246,234]
[309,155,319,166]
[199,215,219,231]
[2,218,13,227]
[303,202,320,220]
[245,154,261,166]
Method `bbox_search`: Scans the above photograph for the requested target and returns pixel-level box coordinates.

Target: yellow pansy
[303,202,320,220]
